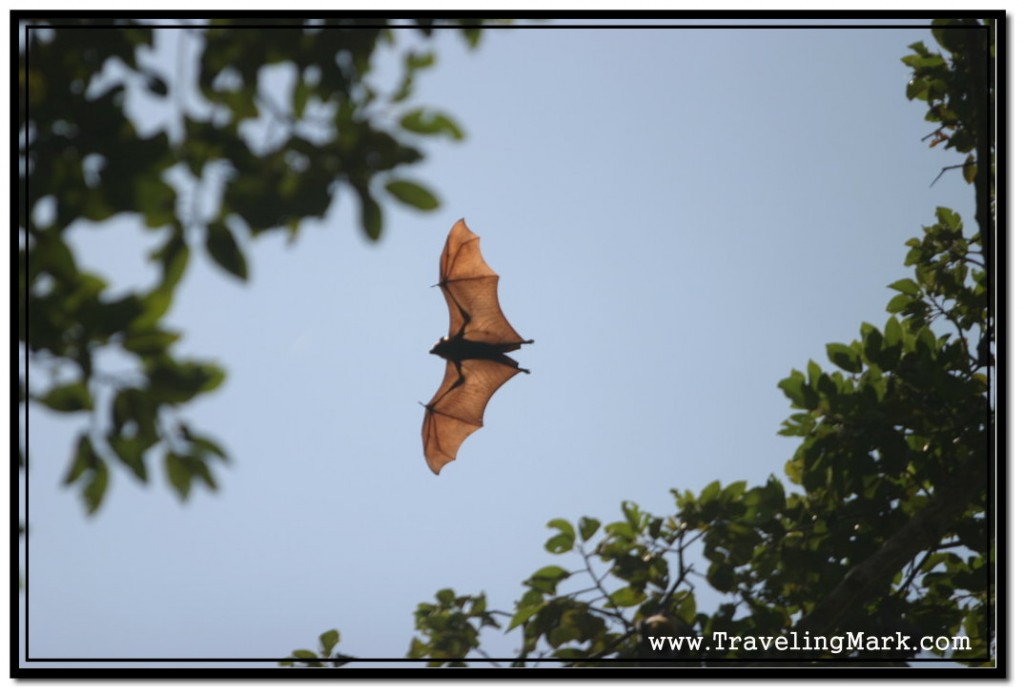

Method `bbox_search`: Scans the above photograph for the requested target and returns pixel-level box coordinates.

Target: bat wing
[422,358,524,474]
[439,219,528,346]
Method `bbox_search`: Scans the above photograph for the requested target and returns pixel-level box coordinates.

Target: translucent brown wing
[439,219,528,345]
[422,358,523,475]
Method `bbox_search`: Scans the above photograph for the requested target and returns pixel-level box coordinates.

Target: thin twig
[930,163,965,188]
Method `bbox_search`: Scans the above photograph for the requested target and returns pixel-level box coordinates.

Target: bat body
[422,219,533,474]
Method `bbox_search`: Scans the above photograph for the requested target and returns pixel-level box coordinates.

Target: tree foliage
[20,19,482,512]
[288,19,997,668]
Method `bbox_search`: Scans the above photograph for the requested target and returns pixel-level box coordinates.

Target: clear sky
[20,18,980,667]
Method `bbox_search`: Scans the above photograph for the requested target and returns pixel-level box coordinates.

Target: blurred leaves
[280,629,353,668]
[21,19,486,513]
[385,179,440,211]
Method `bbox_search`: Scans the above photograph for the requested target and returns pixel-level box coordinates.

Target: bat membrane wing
[440,219,498,282]
[438,219,527,345]
[422,358,524,474]
[441,281,527,345]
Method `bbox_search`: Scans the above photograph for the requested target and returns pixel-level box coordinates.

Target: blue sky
[20,18,981,667]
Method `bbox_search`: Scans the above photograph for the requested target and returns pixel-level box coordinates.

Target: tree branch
[794,463,985,639]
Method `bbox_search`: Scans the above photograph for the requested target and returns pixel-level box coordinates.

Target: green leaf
[133,286,174,330]
[384,179,440,210]
[723,480,747,500]
[547,518,574,538]
[526,565,571,594]
[147,359,226,403]
[293,77,310,118]
[962,154,977,183]
[136,178,177,229]
[83,460,109,515]
[34,234,78,283]
[39,382,93,412]
[107,433,149,482]
[399,108,464,140]
[65,434,99,486]
[150,228,190,290]
[121,328,181,355]
[406,51,435,71]
[698,481,721,505]
[883,316,904,347]
[205,222,248,280]
[778,370,806,408]
[165,452,192,500]
[888,278,920,296]
[622,501,644,531]
[459,27,483,48]
[358,189,382,241]
[603,521,635,541]
[544,519,575,554]
[905,77,928,101]
[319,629,340,655]
[391,50,435,103]
[183,430,229,461]
[578,516,601,541]
[290,649,320,664]
[164,450,217,500]
[507,601,543,632]
[905,40,928,55]
[607,586,646,608]
[707,561,735,592]
[935,206,962,231]
[111,388,158,439]
[826,343,863,373]
[65,437,110,514]
[915,326,937,356]
[886,294,913,314]
[861,323,883,362]
[88,295,146,337]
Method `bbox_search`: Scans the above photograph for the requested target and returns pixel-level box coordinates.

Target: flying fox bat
[422,219,533,474]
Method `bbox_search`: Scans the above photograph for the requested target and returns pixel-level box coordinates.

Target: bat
[422,219,533,474]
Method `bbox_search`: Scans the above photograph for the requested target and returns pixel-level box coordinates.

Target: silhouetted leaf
[65,434,99,486]
[137,178,177,228]
[385,179,439,210]
[826,343,863,373]
[319,629,340,655]
[165,452,192,499]
[146,359,226,403]
[358,189,382,241]
[205,222,248,280]
[399,108,464,140]
[183,430,229,461]
[39,382,92,412]
[608,586,645,608]
[525,565,571,594]
[107,433,150,482]
[83,461,109,515]
[545,519,575,554]
[578,516,601,541]
[122,328,181,356]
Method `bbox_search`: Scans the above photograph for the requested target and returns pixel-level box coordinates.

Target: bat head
[429,337,449,356]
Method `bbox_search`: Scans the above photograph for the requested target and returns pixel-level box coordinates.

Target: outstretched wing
[439,219,528,346]
[422,358,524,475]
